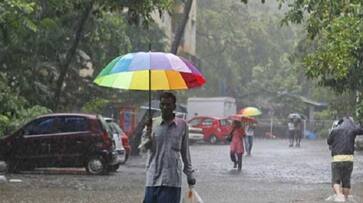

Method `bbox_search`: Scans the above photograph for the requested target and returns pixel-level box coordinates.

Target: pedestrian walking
[288,118,296,147]
[141,92,196,203]
[229,120,245,171]
[294,118,303,147]
[244,123,255,156]
[327,116,363,202]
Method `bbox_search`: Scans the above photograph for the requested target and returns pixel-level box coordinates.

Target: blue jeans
[245,136,253,155]
[143,186,181,203]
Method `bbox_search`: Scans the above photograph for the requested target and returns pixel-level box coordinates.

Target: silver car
[188,126,204,144]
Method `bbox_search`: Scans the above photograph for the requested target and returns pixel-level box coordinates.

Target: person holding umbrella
[93,51,206,203]
[327,116,363,202]
[228,118,246,171]
[244,122,256,156]
[141,92,196,203]
[287,113,304,147]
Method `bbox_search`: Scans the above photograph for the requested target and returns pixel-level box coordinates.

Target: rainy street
[1,139,362,203]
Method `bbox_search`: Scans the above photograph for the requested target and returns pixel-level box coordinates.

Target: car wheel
[6,160,20,173]
[86,156,107,175]
[109,163,120,172]
[21,162,35,171]
[209,135,218,144]
[120,151,129,165]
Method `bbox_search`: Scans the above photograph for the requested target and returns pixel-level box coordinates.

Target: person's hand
[145,118,153,135]
[187,177,196,186]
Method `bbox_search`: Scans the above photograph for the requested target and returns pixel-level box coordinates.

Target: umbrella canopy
[228,114,257,123]
[288,113,303,120]
[94,52,206,90]
[239,107,262,117]
[94,52,206,121]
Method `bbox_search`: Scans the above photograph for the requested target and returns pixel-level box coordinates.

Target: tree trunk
[53,1,94,111]
[170,0,193,54]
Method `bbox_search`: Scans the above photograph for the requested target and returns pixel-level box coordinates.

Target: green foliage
[0,73,51,136]
[5,105,52,135]
[0,0,38,31]
[280,2,363,92]
[195,0,308,118]
[81,98,110,114]
[279,0,363,120]
[0,0,169,113]
[304,16,363,92]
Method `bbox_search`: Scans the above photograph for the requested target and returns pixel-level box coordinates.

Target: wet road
[1,139,363,203]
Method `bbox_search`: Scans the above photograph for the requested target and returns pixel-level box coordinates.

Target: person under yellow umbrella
[239,107,261,156]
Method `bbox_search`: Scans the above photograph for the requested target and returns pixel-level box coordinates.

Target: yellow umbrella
[239,107,262,117]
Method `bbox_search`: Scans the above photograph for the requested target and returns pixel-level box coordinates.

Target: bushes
[0,105,52,137]
[0,74,51,136]
[81,98,110,114]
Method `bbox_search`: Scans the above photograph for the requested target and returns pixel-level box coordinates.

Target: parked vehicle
[187,97,236,120]
[188,116,232,144]
[104,118,130,165]
[188,126,204,144]
[0,113,123,175]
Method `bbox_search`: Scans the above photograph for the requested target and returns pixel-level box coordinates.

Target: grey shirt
[142,117,194,187]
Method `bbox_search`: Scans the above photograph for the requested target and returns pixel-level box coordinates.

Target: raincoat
[327,117,363,156]
[230,128,245,154]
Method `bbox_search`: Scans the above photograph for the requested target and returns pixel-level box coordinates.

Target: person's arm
[181,121,195,186]
[353,127,363,136]
[138,119,153,151]
[327,130,334,145]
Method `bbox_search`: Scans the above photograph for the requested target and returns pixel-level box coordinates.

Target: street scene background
[1,139,363,203]
[1,0,363,203]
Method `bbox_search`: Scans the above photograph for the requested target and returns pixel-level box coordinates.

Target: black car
[0,113,123,175]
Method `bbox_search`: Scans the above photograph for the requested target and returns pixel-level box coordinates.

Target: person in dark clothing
[288,117,303,147]
[327,116,363,202]
[294,118,303,147]
[287,118,295,147]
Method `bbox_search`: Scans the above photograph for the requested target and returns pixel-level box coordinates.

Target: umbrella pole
[148,44,152,121]
[149,69,151,121]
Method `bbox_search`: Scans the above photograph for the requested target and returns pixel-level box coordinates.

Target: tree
[195,0,308,118]
[279,0,363,118]
[0,0,171,112]
[171,0,194,54]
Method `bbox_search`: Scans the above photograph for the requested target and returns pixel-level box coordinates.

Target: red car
[188,116,233,144]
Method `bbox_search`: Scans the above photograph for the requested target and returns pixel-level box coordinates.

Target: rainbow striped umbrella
[94,52,206,90]
[94,52,206,118]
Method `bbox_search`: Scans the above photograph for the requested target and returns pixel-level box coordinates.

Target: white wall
[187,97,237,120]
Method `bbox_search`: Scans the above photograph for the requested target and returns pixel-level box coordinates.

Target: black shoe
[289,144,293,147]
[233,162,237,168]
